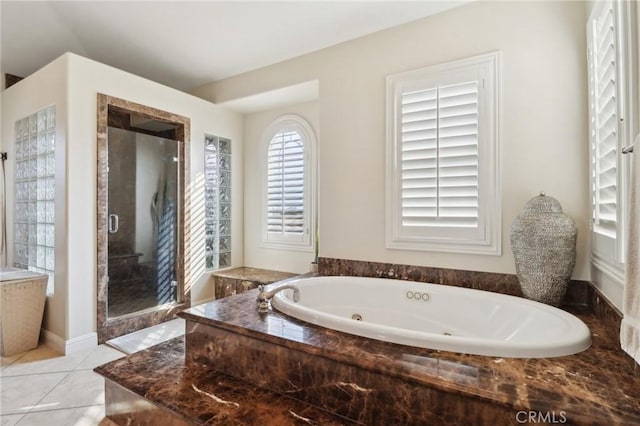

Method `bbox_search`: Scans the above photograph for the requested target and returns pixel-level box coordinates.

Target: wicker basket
[1,269,48,357]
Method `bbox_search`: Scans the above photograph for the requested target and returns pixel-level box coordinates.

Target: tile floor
[106,318,184,354]
[1,344,126,426]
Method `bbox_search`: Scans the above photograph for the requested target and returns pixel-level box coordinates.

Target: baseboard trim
[41,329,98,355]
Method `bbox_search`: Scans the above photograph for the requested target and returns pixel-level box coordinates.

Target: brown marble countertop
[95,337,359,425]
[180,287,640,425]
[211,267,296,283]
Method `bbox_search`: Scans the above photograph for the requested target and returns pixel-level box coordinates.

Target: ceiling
[1,1,467,92]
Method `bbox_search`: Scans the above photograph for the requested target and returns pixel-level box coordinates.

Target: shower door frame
[96,93,191,343]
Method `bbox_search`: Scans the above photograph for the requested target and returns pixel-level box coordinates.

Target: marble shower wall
[106,127,136,255]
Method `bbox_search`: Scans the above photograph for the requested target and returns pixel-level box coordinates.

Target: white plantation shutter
[588,0,619,238]
[401,82,479,227]
[267,131,305,234]
[587,0,636,300]
[386,52,500,255]
[261,115,316,250]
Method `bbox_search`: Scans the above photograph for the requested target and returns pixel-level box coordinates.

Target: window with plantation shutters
[386,53,500,255]
[261,115,316,250]
[587,0,636,284]
[588,0,619,239]
[267,130,304,234]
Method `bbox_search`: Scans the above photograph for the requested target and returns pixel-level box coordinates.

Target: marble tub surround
[317,257,627,360]
[185,321,514,425]
[588,285,636,369]
[180,290,640,425]
[318,257,592,307]
[95,337,357,425]
[212,267,296,299]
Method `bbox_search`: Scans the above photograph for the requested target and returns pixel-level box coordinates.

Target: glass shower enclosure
[106,126,179,318]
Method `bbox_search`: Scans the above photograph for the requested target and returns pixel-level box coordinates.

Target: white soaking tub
[271,276,591,358]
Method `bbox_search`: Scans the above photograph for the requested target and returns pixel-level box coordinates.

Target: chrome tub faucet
[256,284,300,313]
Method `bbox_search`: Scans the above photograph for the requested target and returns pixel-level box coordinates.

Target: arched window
[261,115,316,250]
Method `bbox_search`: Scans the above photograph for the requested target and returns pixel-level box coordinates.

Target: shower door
[106,127,179,318]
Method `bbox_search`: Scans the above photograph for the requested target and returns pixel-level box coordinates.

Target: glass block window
[14,106,56,293]
[204,135,231,270]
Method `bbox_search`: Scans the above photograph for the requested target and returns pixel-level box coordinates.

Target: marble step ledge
[183,321,515,425]
[95,337,358,425]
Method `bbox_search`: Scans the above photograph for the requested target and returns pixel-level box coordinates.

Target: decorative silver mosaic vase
[510,193,577,307]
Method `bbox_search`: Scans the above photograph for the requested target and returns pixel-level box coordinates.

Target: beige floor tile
[16,405,105,426]
[0,372,67,415]
[31,370,105,412]
[0,414,24,426]
[0,353,24,370]
[74,346,125,371]
[1,345,87,377]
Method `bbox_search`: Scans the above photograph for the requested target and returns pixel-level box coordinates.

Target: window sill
[259,241,314,252]
[386,238,501,256]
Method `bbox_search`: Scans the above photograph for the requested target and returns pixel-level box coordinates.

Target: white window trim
[385,52,501,255]
[260,114,317,251]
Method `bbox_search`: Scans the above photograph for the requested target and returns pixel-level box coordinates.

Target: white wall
[2,53,243,349]
[1,56,69,340]
[66,53,244,341]
[243,101,319,273]
[193,1,590,280]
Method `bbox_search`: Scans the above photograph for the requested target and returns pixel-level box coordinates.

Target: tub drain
[352,313,363,321]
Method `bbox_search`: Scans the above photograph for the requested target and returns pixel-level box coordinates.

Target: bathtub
[271,276,591,358]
